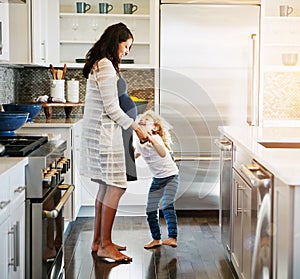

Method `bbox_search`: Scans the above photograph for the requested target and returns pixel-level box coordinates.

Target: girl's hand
[134,126,148,142]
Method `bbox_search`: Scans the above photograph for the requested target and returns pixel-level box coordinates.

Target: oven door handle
[43,184,74,219]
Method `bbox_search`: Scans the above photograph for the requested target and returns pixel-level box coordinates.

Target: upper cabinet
[261,0,300,71]
[260,0,300,125]
[55,0,159,68]
[0,3,10,61]
[8,0,56,65]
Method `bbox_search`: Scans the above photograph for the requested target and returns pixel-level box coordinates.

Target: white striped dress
[80,58,134,188]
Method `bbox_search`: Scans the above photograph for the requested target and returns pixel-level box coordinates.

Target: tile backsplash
[2,65,299,123]
[0,65,154,119]
[263,72,300,120]
[0,66,16,104]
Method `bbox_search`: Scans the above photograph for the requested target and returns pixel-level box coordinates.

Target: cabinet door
[31,0,47,64]
[8,201,25,279]
[0,3,9,61]
[8,163,26,279]
[8,1,31,64]
[0,217,9,279]
[232,170,244,277]
[32,0,60,65]
[274,179,292,279]
[242,183,252,279]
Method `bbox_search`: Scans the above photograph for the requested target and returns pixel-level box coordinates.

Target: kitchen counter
[0,157,28,176]
[21,118,83,128]
[219,126,300,185]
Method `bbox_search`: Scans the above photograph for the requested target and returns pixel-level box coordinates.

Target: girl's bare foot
[97,245,132,262]
[162,238,177,247]
[144,239,162,249]
[91,242,126,252]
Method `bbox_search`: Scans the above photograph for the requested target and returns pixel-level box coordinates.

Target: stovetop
[0,136,48,157]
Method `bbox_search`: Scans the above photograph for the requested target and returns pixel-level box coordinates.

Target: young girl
[135,110,179,249]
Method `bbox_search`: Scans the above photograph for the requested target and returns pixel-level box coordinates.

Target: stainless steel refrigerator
[159,1,260,210]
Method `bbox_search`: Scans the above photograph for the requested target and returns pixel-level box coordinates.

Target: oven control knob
[43,174,54,187]
[57,158,70,173]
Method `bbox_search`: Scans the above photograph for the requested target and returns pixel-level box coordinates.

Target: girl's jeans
[146,175,179,240]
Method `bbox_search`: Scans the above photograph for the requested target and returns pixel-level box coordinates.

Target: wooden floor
[64,213,237,279]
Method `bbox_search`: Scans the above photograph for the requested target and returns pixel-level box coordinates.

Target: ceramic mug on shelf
[99,3,113,14]
[76,2,91,13]
[282,53,298,66]
[123,3,138,14]
[279,5,293,16]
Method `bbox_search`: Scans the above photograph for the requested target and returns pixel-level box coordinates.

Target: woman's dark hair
[83,22,133,78]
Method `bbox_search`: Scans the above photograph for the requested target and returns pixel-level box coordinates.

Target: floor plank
[64,214,237,279]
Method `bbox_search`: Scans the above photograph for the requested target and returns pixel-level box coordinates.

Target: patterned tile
[0,66,155,119]
[263,72,300,120]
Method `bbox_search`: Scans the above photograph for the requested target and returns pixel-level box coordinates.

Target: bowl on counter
[2,103,42,122]
[0,112,29,135]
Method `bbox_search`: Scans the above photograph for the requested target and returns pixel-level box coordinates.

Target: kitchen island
[219,125,300,279]
[219,126,300,185]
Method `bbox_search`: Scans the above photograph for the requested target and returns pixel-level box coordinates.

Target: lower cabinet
[231,169,252,279]
[0,160,26,279]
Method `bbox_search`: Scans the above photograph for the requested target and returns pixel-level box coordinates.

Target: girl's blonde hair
[137,110,173,150]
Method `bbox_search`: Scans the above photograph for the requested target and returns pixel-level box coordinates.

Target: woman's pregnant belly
[119,94,137,120]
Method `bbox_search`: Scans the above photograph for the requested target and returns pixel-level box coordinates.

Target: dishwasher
[232,147,273,279]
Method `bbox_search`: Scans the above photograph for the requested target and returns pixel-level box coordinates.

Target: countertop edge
[219,126,300,186]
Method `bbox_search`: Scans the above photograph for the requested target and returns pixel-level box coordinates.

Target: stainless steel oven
[0,135,74,279]
[28,183,73,279]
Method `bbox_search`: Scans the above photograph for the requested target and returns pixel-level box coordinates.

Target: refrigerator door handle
[247,33,260,126]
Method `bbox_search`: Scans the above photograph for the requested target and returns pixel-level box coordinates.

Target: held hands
[134,125,148,142]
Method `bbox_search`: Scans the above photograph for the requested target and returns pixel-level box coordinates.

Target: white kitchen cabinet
[0,174,10,279]
[52,0,159,68]
[20,120,82,221]
[273,177,300,279]
[261,0,300,71]
[0,159,27,279]
[0,3,10,61]
[260,0,300,124]
[8,0,58,65]
[273,177,292,279]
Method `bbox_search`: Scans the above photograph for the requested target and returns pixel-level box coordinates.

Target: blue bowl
[0,112,29,135]
[2,103,42,122]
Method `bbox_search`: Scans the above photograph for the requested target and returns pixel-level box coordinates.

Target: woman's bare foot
[162,238,177,247]
[97,245,132,262]
[91,242,126,252]
[144,239,162,249]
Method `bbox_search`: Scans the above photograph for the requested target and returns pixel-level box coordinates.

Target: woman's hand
[130,122,148,142]
[135,126,148,142]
